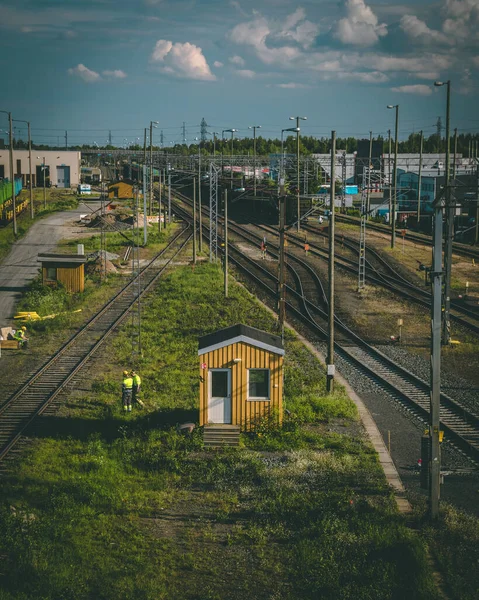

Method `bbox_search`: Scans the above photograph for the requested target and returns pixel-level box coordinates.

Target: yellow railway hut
[108,179,135,200]
[198,324,284,431]
[37,253,86,293]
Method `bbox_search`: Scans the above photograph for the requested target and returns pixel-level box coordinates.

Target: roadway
[0,201,100,324]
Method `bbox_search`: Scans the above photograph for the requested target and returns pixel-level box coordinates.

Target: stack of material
[0,327,20,349]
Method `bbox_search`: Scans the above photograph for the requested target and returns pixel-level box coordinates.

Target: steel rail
[171,194,479,462]
[0,228,192,461]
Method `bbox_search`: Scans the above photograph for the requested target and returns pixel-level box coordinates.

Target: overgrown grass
[0,262,442,599]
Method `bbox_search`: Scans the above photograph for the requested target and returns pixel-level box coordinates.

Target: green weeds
[0,261,445,599]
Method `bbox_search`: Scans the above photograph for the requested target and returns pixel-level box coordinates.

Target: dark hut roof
[198,324,284,356]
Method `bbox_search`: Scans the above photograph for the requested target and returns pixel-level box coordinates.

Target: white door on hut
[208,369,232,424]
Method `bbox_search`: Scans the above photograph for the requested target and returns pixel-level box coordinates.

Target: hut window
[46,267,57,281]
[248,369,270,400]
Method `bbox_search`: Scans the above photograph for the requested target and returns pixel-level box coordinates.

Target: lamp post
[37,155,47,209]
[13,119,33,219]
[150,121,158,218]
[248,125,261,197]
[0,110,17,235]
[210,131,219,156]
[434,80,452,345]
[222,129,237,189]
[281,127,300,196]
[290,116,307,231]
[387,104,399,248]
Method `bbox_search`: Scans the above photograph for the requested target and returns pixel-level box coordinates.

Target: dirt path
[0,202,100,324]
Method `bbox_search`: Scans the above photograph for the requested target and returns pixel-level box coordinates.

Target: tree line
[9,132,478,157]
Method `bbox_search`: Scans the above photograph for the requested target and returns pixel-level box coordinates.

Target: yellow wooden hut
[108,179,135,199]
[198,324,284,433]
[37,253,86,293]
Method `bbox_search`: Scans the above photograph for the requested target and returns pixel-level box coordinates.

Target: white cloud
[229,55,245,66]
[213,61,224,68]
[399,14,449,44]
[67,63,101,83]
[102,69,127,79]
[150,39,216,81]
[275,82,309,88]
[236,69,255,78]
[334,0,387,46]
[278,7,319,48]
[328,70,389,83]
[229,11,302,65]
[390,84,432,95]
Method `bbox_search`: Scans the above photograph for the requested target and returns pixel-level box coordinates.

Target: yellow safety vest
[123,377,133,390]
[133,375,141,386]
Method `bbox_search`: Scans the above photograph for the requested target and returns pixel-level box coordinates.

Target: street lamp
[434,80,452,345]
[150,120,159,221]
[14,119,33,219]
[290,116,307,231]
[222,128,237,189]
[248,125,261,196]
[281,127,300,194]
[37,155,47,209]
[387,104,399,248]
[0,109,17,235]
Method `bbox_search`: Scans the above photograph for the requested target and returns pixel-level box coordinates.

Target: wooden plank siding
[199,341,283,431]
[42,264,84,293]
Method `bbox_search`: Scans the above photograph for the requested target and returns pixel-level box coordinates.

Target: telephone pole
[417,130,423,223]
[193,177,197,264]
[387,104,399,248]
[224,189,229,298]
[327,131,336,393]
[290,116,307,231]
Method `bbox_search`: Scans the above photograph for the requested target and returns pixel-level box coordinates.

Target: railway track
[251,220,479,336]
[318,212,479,261]
[0,227,192,463]
[171,191,479,463]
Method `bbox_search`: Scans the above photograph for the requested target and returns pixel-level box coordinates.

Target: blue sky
[1,0,478,146]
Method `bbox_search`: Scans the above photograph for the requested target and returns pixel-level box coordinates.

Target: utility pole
[453,128,458,180]
[290,116,307,231]
[387,104,399,248]
[429,187,444,519]
[388,129,392,226]
[193,177,197,264]
[248,125,261,197]
[142,165,148,245]
[158,169,166,233]
[143,128,147,185]
[14,118,33,219]
[168,169,171,225]
[65,130,68,150]
[417,130,423,223]
[42,156,47,210]
[278,190,286,338]
[109,130,112,145]
[435,80,452,345]
[224,189,228,298]
[327,131,336,393]
[149,121,158,216]
[366,131,372,219]
[0,111,17,235]
[199,173,203,253]
[182,122,187,144]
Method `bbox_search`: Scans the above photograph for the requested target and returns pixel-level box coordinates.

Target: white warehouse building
[0,150,81,188]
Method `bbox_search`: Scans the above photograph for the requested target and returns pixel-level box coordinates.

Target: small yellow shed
[108,179,135,199]
[37,253,86,293]
[198,324,284,431]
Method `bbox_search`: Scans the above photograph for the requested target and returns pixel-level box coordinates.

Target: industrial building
[0,151,81,188]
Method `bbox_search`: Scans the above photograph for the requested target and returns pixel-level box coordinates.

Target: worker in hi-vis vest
[131,371,144,407]
[122,370,133,412]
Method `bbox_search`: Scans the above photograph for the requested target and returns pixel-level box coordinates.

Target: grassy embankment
[0,189,79,263]
[0,260,446,600]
